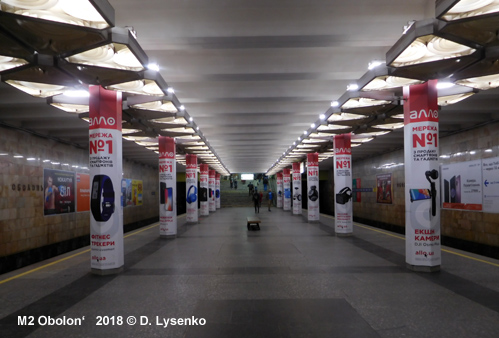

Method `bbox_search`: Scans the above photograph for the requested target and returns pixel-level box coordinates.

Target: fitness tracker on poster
[91,175,115,222]
[308,185,318,201]
[216,189,220,198]
[187,185,197,204]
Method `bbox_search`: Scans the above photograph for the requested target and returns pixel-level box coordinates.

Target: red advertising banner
[76,173,90,212]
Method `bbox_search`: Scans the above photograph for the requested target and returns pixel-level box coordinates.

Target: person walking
[253,188,260,213]
[266,189,273,211]
[259,190,263,210]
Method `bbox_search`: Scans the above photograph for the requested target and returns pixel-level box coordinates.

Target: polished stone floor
[1,207,498,337]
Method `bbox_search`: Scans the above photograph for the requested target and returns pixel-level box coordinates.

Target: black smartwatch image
[91,175,115,222]
[308,185,318,201]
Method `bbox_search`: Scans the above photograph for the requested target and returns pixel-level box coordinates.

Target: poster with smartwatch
[88,86,123,272]
[159,136,177,237]
[307,153,320,221]
[200,164,209,216]
[403,81,441,269]
[334,134,353,235]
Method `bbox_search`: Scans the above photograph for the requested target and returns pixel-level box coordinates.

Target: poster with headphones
[334,134,353,234]
[186,154,198,223]
[88,86,123,271]
[200,164,209,216]
[307,153,320,221]
[276,172,283,208]
[283,168,291,211]
[292,163,302,215]
[404,81,441,267]
[159,137,177,236]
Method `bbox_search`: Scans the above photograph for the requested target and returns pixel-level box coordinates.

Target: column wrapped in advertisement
[334,134,353,235]
[159,136,177,237]
[186,154,198,223]
[89,86,123,273]
[307,153,320,221]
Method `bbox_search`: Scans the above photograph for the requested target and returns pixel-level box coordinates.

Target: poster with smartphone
[441,160,482,211]
[159,137,177,236]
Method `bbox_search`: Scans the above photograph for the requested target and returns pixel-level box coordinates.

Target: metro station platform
[1,207,498,338]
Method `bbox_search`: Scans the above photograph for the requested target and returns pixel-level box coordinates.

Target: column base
[186,221,199,225]
[406,264,440,272]
[160,234,177,239]
[336,232,353,237]
[91,266,123,275]
[308,220,320,224]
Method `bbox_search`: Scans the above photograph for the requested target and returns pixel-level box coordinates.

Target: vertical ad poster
[403,81,440,267]
[88,86,123,271]
[159,136,177,236]
[124,179,133,206]
[376,173,393,204]
[352,178,361,203]
[307,153,320,221]
[276,172,283,208]
[186,154,198,223]
[132,179,143,206]
[199,164,209,216]
[482,156,499,213]
[283,169,291,211]
[292,162,302,215]
[76,173,90,212]
[334,134,353,234]
[43,169,75,215]
[216,173,221,209]
[209,170,216,212]
[441,160,482,211]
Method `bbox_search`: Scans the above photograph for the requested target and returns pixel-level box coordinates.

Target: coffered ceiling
[1,0,498,173]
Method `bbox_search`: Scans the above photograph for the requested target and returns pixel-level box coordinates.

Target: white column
[292,162,302,215]
[307,153,320,222]
[334,134,353,236]
[185,154,198,224]
[276,172,283,208]
[159,136,177,237]
[200,164,209,216]
[404,80,441,272]
[216,173,221,209]
[283,168,291,211]
[89,86,123,274]
[209,170,216,212]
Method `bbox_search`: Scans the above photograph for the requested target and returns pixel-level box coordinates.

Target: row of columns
[88,80,442,275]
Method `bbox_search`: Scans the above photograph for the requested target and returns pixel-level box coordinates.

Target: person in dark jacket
[253,189,260,213]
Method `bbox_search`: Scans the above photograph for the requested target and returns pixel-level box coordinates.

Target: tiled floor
[1,207,498,337]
